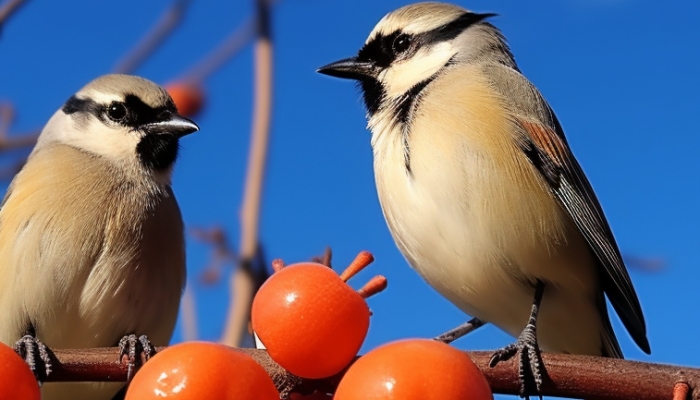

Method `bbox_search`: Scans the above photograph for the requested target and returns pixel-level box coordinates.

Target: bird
[318,2,650,395]
[0,74,198,400]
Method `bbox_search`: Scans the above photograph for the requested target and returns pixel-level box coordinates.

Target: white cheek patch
[43,115,142,165]
[380,42,455,99]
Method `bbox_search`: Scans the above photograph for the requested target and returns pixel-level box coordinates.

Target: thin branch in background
[624,254,666,272]
[44,346,700,400]
[0,0,28,35]
[0,160,24,180]
[113,0,193,74]
[0,102,39,151]
[181,226,238,341]
[191,226,238,285]
[180,285,198,341]
[0,104,43,183]
[0,102,14,136]
[178,0,282,84]
[310,247,333,268]
[220,0,274,348]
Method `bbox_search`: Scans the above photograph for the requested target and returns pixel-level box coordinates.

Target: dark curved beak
[144,114,199,138]
[317,57,378,81]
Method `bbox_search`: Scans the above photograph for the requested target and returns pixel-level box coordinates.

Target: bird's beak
[144,114,199,138]
[317,57,378,80]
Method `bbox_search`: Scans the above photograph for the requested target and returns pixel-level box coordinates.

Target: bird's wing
[513,111,650,355]
[0,145,108,344]
[483,63,649,354]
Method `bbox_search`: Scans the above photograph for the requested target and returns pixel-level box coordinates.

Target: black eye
[392,34,412,54]
[107,102,127,122]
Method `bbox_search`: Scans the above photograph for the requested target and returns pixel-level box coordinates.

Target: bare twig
[0,0,27,34]
[113,0,193,74]
[220,0,274,348]
[0,102,14,135]
[46,346,700,400]
[191,226,238,285]
[624,254,666,272]
[310,247,333,268]
[178,0,282,83]
[179,285,198,341]
[0,103,39,152]
[0,131,39,151]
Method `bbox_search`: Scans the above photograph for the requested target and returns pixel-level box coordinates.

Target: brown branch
[0,130,39,151]
[112,0,193,74]
[190,226,238,285]
[220,0,274,348]
[0,0,27,33]
[46,347,700,400]
[0,103,39,154]
[179,285,198,341]
[178,0,282,83]
[238,0,273,264]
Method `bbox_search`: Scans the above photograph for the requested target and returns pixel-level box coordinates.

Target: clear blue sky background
[1,0,699,390]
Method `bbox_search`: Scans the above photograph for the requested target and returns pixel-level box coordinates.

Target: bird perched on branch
[0,74,198,399]
[319,2,650,396]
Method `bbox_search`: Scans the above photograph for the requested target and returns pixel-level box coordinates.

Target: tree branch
[46,347,700,400]
[112,0,193,74]
[0,0,27,35]
[178,0,282,83]
[220,0,274,348]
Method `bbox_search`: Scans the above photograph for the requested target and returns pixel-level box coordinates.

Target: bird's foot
[13,335,52,384]
[489,323,544,399]
[434,317,486,344]
[118,334,156,381]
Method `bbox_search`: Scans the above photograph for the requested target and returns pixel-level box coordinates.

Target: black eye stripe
[62,94,176,129]
[62,96,100,115]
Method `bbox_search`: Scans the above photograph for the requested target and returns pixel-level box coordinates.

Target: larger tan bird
[318,2,650,395]
[0,74,198,399]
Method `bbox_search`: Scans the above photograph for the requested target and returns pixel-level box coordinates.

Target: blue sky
[1,0,699,389]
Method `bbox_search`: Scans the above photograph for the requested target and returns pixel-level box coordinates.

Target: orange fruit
[0,342,40,400]
[335,339,493,400]
[164,82,205,117]
[125,341,278,399]
[252,262,370,379]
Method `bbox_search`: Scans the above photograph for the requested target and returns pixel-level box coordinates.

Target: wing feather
[517,116,650,354]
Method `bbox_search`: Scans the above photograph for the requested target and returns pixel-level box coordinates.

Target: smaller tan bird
[319,2,650,396]
[0,74,198,400]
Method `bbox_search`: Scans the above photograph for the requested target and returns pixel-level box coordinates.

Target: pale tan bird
[0,74,198,399]
[318,2,649,395]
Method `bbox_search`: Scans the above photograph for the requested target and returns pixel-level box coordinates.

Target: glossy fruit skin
[0,342,40,400]
[125,341,278,399]
[335,339,493,400]
[164,82,205,117]
[252,263,370,379]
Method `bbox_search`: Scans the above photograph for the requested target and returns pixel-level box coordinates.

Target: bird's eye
[392,34,412,54]
[107,102,128,122]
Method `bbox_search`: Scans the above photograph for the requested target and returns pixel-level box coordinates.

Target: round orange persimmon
[252,262,370,379]
[125,341,278,399]
[335,339,493,400]
[0,342,40,400]
[164,82,205,117]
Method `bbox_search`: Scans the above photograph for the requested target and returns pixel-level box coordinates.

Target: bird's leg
[489,280,546,399]
[434,317,487,344]
[13,326,52,384]
[118,334,156,381]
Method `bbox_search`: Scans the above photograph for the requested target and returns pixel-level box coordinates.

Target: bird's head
[39,74,199,178]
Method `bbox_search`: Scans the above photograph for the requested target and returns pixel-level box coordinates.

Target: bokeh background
[1,0,698,392]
